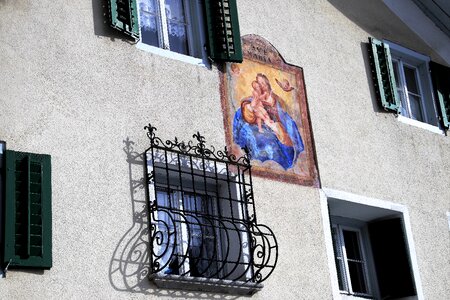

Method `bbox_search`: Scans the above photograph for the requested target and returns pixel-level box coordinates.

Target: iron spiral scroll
[144,124,251,167]
[144,124,278,286]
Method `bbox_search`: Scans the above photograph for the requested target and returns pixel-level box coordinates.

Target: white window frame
[393,59,428,122]
[385,41,444,134]
[332,223,372,298]
[320,188,424,300]
[137,0,209,67]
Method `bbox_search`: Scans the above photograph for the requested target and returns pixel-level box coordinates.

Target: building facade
[0,0,449,299]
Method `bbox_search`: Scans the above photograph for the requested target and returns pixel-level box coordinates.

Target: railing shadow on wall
[108,137,241,299]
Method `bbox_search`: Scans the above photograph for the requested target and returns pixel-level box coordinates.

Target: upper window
[390,43,437,125]
[138,0,206,59]
[108,0,243,63]
[143,124,277,294]
[369,38,450,132]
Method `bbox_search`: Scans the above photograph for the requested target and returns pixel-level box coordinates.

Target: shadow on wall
[108,138,150,293]
[327,0,443,61]
[108,138,241,299]
[326,0,426,114]
[327,0,450,113]
[91,0,136,42]
[360,42,382,113]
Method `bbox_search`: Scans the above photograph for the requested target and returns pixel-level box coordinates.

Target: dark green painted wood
[369,38,400,112]
[109,0,139,38]
[430,62,450,129]
[25,155,31,258]
[4,150,16,266]
[3,150,52,268]
[40,154,52,268]
[204,0,243,62]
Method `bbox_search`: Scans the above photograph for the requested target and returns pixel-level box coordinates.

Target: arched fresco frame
[221,34,319,186]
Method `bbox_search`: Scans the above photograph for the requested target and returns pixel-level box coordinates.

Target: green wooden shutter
[109,0,139,38]
[430,62,450,129]
[204,0,243,62]
[368,38,400,112]
[4,151,52,268]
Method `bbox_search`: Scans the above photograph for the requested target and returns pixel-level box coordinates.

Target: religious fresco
[221,35,319,186]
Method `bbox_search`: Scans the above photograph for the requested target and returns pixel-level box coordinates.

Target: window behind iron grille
[154,188,225,278]
[148,148,254,282]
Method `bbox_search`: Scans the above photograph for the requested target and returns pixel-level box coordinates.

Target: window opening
[143,124,278,292]
[323,193,421,300]
[332,224,371,297]
[392,59,427,122]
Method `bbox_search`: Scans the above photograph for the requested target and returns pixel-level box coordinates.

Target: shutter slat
[41,153,52,268]
[369,38,400,112]
[26,155,31,258]
[204,0,243,62]
[4,150,17,264]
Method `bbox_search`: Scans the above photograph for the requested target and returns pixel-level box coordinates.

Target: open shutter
[368,218,416,298]
[368,38,400,112]
[4,150,52,268]
[430,62,450,129]
[109,0,139,38]
[204,0,243,62]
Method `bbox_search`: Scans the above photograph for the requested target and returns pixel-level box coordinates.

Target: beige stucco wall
[0,0,449,299]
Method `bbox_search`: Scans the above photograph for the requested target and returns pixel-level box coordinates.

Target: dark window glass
[347,261,368,294]
[343,230,368,295]
[331,227,347,291]
[166,0,189,55]
[343,230,362,260]
[140,0,160,47]
[404,66,419,94]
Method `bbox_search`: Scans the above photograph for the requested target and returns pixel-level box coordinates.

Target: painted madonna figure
[233,73,304,170]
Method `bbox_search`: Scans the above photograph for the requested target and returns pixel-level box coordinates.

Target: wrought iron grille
[144,124,278,289]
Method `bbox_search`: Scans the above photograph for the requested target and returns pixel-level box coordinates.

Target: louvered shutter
[430,62,450,129]
[368,38,400,112]
[109,0,139,38]
[204,0,243,62]
[4,151,52,268]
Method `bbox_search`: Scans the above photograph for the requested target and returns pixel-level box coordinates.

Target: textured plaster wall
[0,0,449,299]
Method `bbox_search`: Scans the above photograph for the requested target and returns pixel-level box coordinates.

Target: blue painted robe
[233,98,304,170]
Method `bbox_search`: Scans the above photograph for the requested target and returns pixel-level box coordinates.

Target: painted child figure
[251,81,274,133]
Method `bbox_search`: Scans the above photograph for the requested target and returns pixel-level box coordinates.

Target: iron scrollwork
[144,123,278,288]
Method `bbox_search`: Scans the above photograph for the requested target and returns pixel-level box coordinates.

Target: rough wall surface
[0,0,449,299]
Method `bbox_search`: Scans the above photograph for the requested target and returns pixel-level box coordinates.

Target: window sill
[338,293,373,300]
[397,115,444,135]
[136,42,210,68]
[149,273,263,295]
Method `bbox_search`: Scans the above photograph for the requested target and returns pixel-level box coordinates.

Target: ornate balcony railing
[144,124,278,294]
